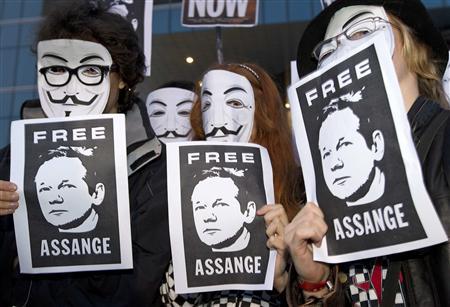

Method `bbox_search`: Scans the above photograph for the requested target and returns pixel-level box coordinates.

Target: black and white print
[11,114,133,273]
[288,34,447,263]
[104,0,153,75]
[167,141,276,293]
[320,0,338,9]
[181,0,259,28]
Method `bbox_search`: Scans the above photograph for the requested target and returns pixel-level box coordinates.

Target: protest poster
[320,0,338,9]
[443,51,450,105]
[288,34,447,263]
[104,0,153,76]
[167,141,276,293]
[181,0,259,27]
[10,114,133,273]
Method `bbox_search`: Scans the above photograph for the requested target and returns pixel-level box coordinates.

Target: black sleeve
[0,145,17,306]
[125,145,171,306]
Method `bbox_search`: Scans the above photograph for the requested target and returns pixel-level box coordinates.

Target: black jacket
[0,101,171,306]
[402,97,450,306]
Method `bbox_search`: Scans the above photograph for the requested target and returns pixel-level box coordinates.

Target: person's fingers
[265,205,288,226]
[266,216,286,236]
[0,181,20,217]
[0,201,19,209]
[256,204,274,215]
[259,204,288,227]
[301,202,324,219]
[0,180,17,192]
[0,190,19,203]
[257,203,283,217]
[0,207,15,216]
[286,218,327,248]
[290,203,323,226]
[267,234,286,251]
[288,205,325,235]
[267,220,286,251]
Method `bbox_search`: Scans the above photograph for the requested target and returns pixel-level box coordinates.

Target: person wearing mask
[0,1,170,305]
[286,0,449,305]
[160,63,304,306]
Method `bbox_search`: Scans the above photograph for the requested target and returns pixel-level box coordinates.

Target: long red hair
[190,63,304,220]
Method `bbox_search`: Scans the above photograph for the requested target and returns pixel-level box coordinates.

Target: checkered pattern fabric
[160,262,281,306]
[347,260,406,307]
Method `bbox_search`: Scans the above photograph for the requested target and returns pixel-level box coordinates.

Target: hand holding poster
[10,114,133,273]
[167,141,276,293]
[288,34,447,263]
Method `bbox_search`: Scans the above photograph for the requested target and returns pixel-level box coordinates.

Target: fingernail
[10,202,19,208]
[10,183,17,191]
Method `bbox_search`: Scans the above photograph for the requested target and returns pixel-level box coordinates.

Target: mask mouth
[47,91,99,106]
[157,130,191,138]
[204,125,243,138]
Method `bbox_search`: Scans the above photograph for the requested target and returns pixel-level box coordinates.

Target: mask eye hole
[47,66,67,75]
[347,28,373,40]
[314,38,337,63]
[80,65,102,77]
[177,110,191,117]
[226,99,244,109]
[345,17,379,40]
[201,101,211,112]
[150,110,165,117]
[318,48,334,64]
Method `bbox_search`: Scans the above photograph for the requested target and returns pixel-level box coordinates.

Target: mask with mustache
[37,39,113,118]
[146,87,196,143]
[201,70,255,143]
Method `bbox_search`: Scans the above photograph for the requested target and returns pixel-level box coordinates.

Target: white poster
[288,34,447,263]
[443,51,450,105]
[167,141,276,293]
[105,0,153,76]
[10,114,133,273]
[290,60,300,85]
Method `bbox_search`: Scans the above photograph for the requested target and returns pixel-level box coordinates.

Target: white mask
[201,70,255,143]
[37,39,113,118]
[319,6,395,68]
[146,87,196,143]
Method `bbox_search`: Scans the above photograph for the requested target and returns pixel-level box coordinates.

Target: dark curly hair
[34,0,146,112]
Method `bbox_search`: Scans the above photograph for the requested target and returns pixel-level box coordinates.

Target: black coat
[402,97,450,306]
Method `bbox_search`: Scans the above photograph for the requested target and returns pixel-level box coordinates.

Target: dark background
[179,144,270,287]
[24,118,121,267]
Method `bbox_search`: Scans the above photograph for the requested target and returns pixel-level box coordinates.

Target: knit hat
[296,0,449,78]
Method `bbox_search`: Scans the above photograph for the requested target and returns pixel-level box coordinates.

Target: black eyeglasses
[312,17,392,64]
[39,64,117,86]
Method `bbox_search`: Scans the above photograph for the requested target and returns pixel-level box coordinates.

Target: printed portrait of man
[318,88,385,206]
[34,146,105,233]
[191,167,256,252]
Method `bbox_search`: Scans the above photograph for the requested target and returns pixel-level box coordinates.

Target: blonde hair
[388,14,448,108]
